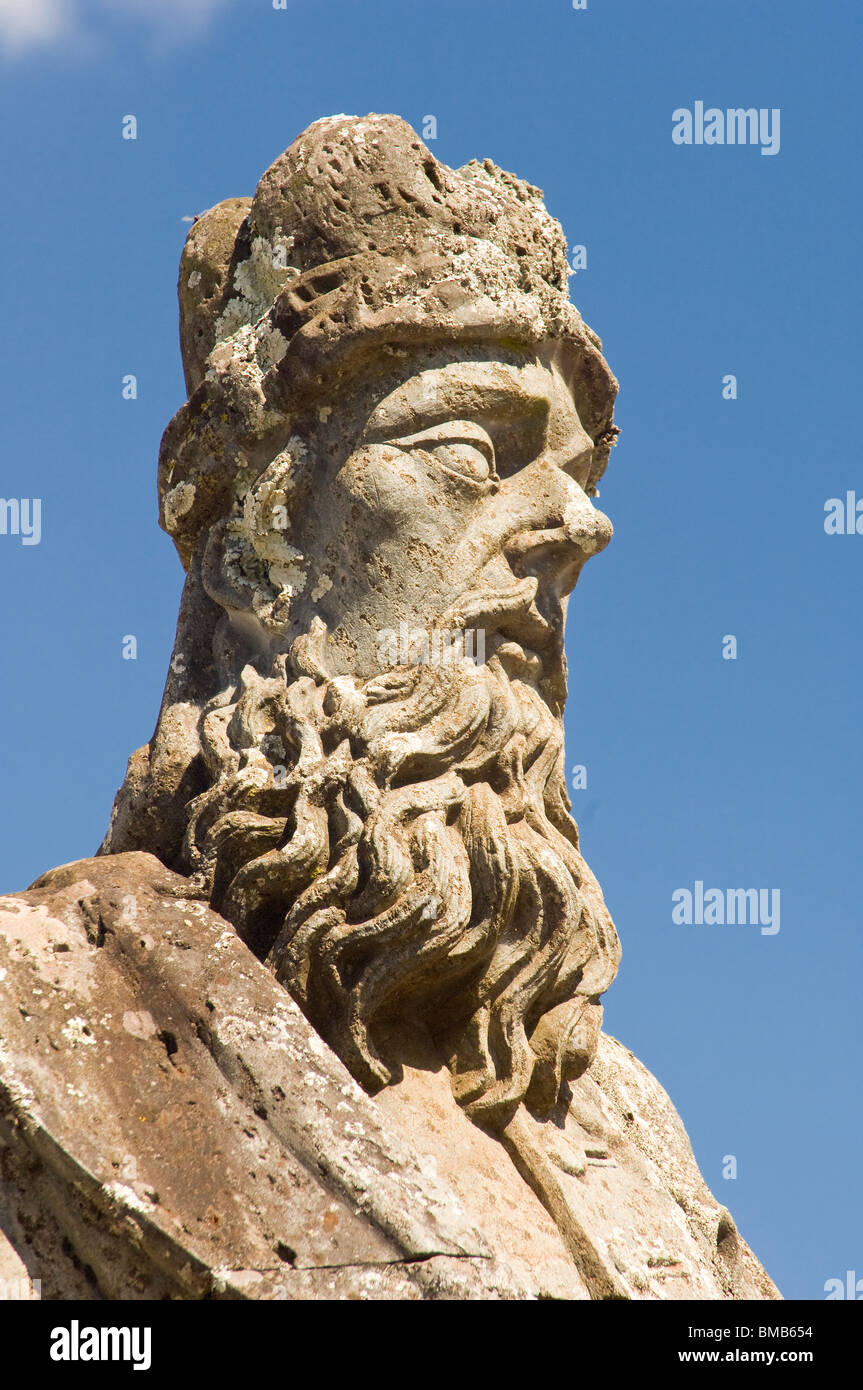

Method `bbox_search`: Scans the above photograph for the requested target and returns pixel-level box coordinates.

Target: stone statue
[0,116,778,1301]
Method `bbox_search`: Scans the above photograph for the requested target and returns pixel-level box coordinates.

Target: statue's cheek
[337,445,449,525]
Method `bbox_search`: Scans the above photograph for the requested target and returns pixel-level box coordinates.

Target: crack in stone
[219,1251,492,1275]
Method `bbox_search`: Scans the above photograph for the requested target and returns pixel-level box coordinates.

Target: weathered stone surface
[178,197,252,397]
[0,114,779,1299]
[0,854,776,1300]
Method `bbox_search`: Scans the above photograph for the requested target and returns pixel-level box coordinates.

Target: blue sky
[0,0,860,1300]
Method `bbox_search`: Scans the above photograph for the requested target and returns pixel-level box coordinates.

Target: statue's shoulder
[0,856,546,1300]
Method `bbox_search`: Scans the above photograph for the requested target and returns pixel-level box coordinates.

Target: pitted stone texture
[179,196,252,396]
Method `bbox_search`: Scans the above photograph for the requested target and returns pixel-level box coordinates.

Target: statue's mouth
[446,574,546,641]
[438,572,564,699]
[494,593,558,653]
[448,521,590,650]
[445,505,610,701]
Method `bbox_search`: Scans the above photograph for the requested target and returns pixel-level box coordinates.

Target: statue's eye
[425,440,492,482]
[392,421,498,486]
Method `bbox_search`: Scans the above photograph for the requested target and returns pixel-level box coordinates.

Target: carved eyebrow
[360,372,552,444]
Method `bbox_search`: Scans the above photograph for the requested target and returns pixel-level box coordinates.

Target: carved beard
[183,622,620,1126]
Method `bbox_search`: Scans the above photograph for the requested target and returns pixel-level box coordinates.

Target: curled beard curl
[183,625,620,1126]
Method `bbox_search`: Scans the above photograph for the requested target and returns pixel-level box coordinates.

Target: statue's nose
[503,474,612,575]
[562,489,614,555]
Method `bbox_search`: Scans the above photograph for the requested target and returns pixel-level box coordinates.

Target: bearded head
[103,114,622,1128]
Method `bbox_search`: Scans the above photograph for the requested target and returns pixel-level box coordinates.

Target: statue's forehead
[361,357,581,442]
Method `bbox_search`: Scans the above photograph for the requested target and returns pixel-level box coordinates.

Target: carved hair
[182,624,619,1124]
